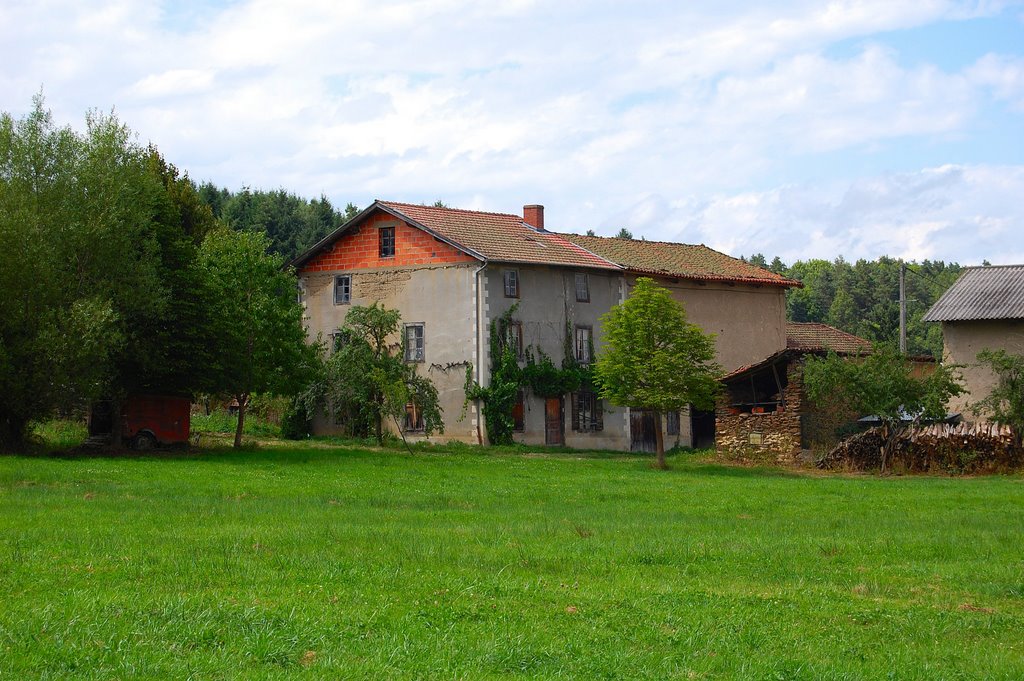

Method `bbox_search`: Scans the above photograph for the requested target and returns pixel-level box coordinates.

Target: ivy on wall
[465,309,594,445]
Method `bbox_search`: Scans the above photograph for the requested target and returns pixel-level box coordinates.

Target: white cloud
[647,164,1024,265]
[0,0,1022,265]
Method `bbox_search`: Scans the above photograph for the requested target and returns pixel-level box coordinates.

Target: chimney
[523,204,544,230]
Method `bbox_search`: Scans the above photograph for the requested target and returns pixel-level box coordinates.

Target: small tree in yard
[804,345,963,473]
[972,350,1024,450]
[198,229,316,448]
[313,303,443,444]
[594,277,721,469]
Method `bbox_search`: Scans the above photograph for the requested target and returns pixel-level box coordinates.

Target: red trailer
[89,395,191,449]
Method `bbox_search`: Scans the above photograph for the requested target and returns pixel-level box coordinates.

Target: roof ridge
[964,263,1024,270]
[378,199,522,221]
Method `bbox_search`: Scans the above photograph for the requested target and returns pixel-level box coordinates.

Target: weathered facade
[563,235,801,450]
[293,201,627,447]
[923,265,1024,420]
[715,323,873,462]
[293,200,803,452]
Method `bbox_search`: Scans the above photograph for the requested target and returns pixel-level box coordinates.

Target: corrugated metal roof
[922,265,1024,322]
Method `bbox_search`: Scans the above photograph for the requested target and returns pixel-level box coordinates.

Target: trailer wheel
[133,432,157,451]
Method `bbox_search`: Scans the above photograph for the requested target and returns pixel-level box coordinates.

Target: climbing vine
[465,310,596,444]
[464,305,522,445]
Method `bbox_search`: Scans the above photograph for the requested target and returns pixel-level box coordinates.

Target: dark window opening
[379,226,395,258]
[666,411,680,435]
[405,323,424,362]
[503,269,519,298]
[512,390,525,432]
[723,359,790,414]
[404,402,424,432]
[334,275,351,305]
[572,391,603,432]
[575,273,590,302]
[575,326,592,365]
[501,320,523,359]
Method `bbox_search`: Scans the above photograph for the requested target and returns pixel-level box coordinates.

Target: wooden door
[630,409,657,453]
[544,397,563,445]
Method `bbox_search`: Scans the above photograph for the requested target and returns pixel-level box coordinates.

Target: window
[404,401,424,432]
[503,320,523,359]
[503,269,519,298]
[404,323,424,362]
[575,273,590,302]
[666,411,680,435]
[329,328,351,354]
[575,326,592,365]
[334,275,351,305]
[572,391,603,432]
[512,390,525,432]
[379,226,395,258]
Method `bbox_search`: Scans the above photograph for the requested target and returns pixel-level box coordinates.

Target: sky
[2,0,1023,266]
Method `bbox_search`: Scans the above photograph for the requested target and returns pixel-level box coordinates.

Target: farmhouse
[562,234,801,449]
[292,200,796,451]
[923,264,1024,420]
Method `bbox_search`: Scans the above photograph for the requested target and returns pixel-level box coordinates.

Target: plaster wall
[485,265,630,450]
[942,319,1024,419]
[630,276,787,373]
[299,263,481,443]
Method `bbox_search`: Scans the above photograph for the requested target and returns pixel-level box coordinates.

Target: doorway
[630,409,657,453]
[544,397,563,445]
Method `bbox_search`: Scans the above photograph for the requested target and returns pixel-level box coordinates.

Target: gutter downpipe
[473,260,488,445]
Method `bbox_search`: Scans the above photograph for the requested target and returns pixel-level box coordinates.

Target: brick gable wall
[300,212,477,273]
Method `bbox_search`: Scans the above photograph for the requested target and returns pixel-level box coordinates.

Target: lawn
[1,440,1023,679]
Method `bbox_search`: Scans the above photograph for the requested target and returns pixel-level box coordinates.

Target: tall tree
[197,229,316,447]
[594,278,721,469]
[0,96,170,447]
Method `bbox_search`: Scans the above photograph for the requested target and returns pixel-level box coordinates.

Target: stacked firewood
[817,423,1021,474]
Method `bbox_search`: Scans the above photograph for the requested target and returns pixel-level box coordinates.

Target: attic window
[379,226,395,258]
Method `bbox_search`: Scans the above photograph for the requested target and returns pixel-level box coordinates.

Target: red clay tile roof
[377,201,621,270]
[561,234,802,288]
[786,322,871,354]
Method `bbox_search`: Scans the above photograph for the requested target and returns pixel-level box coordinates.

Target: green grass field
[1,438,1023,679]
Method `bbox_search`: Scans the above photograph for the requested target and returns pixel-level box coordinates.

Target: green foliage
[972,350,1024,448]
[594,278,721,467]
[196,229,317,447]
[0,96,185,447]
[805,344,964,471]
[198,183,354,261]
[775,256,961,357]
[465,307,522,445]
[316,303,443,444]
[615,227,634,239]
[279,397,313,440]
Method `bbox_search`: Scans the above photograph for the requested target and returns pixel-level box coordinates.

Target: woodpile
[818,423,1022,474]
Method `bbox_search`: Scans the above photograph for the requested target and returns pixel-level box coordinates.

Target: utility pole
[899,262,907,355]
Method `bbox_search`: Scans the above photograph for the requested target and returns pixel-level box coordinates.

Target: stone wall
[716,358,803,464]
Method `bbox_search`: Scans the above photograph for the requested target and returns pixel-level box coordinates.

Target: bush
[279,399,312,440]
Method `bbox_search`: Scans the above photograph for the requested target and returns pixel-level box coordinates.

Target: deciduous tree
[197,229,316,447]
[594,277,721,469]
[804,344,964,472]
[972,350,1024,449]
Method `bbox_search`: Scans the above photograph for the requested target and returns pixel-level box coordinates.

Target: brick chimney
[523,204,544,230]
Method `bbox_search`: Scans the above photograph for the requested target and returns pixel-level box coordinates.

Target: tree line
[741,254,963,357]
